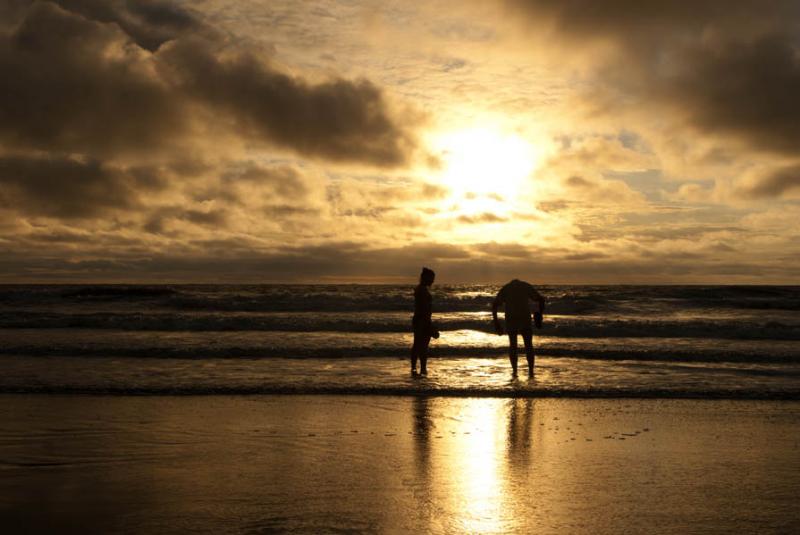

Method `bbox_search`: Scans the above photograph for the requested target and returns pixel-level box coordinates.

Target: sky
[1,0,799,283]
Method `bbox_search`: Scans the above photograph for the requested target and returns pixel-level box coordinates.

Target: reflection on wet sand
[506,398,536,465]
[411,397,435,528]
[411,397,540,533]
[3,396,798,533]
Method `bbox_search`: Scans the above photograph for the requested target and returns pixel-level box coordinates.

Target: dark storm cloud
[0,0,418,166]
[739,164,800,199]
[0,155,167,218]
[662,34,800,157]
[507,0,800,194]
[52,0,203,51]
[161,38,416,166]
[0,1,184,157]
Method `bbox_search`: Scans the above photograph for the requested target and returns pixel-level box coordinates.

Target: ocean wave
[2,340,798,363]
[2,311,798,341]
[2,284,798,313]
[61,286,178,299]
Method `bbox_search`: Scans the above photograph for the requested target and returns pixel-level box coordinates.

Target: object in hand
[432,330,440,339]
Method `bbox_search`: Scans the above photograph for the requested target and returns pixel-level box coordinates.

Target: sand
[2,395,799,534]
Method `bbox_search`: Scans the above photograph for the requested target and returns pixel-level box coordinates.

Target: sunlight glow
[435,127,540,201]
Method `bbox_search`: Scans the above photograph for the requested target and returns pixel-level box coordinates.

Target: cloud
[0,1,185,158]
[457,212,508,224]
[53,0,204,51]
[661,34,800,157]
[669,183,717,204]
[504,0,800,195]
[504,1,797,55]
[142,206,229,234]
[2,234,791,284]
[736,163,800,199]
[0,0,420,166]
[222,163,311,198]
[1,1,797,283]
[163,38,419,166]
[554,135,655,172]
[325,178,447,219]
[0,155,167,218]
[553,173,645,206]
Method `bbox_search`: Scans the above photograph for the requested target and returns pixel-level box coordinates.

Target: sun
[433,127,539,201]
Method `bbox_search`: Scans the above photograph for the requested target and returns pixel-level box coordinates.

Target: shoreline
[3,354,799,400]
[3,388,800,400]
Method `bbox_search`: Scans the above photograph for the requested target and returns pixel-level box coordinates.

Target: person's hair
[420,267,435,285]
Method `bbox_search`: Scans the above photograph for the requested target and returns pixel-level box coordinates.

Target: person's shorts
[412,316,432,343]
[505,314,532,333]
[506,327,533,338]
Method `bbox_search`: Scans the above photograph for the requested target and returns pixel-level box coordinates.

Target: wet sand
[3,355,799,398]
[2,395,799,534]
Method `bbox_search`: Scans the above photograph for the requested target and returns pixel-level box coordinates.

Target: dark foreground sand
[2,395,799,534]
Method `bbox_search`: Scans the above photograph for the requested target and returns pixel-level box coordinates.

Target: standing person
[492,279,546,376]
[411,267,439,375]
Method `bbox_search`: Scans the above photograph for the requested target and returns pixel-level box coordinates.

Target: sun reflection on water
[451,401,507,533]
[409,397,550,533]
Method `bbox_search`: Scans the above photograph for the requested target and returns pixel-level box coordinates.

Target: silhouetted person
[492,279,546,376]
[411,267,439,375]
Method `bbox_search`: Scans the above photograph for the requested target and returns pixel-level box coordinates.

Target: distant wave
[1,284,799,313]
[60,286,178,299]
[2,312,798,341]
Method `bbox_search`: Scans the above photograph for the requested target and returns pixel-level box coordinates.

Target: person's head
[420,267,435,286]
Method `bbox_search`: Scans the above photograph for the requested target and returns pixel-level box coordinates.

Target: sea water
[0,284,798,397]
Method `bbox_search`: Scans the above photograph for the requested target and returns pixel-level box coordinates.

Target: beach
[2,284,799,532]
[3,395,799,534]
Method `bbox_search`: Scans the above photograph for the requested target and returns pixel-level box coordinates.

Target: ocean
[1,284,799,398]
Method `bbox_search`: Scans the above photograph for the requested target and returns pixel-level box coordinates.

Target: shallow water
[2,284,799,398]
[2,395,799,534]
[2,354,799,398]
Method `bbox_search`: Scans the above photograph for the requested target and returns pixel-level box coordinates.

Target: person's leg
[420,335,431,374]
[411,332,420,373]
[507,330,518,375]
[521,329,534,376]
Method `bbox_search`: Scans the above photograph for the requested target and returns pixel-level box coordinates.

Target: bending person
[492,279,546,376]
[411,267,439,375]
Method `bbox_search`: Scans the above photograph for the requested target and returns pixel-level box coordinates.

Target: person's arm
[492,293,504,335]
[530,287,546,329]
[427,288,440,338]
[528,286,546,313]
